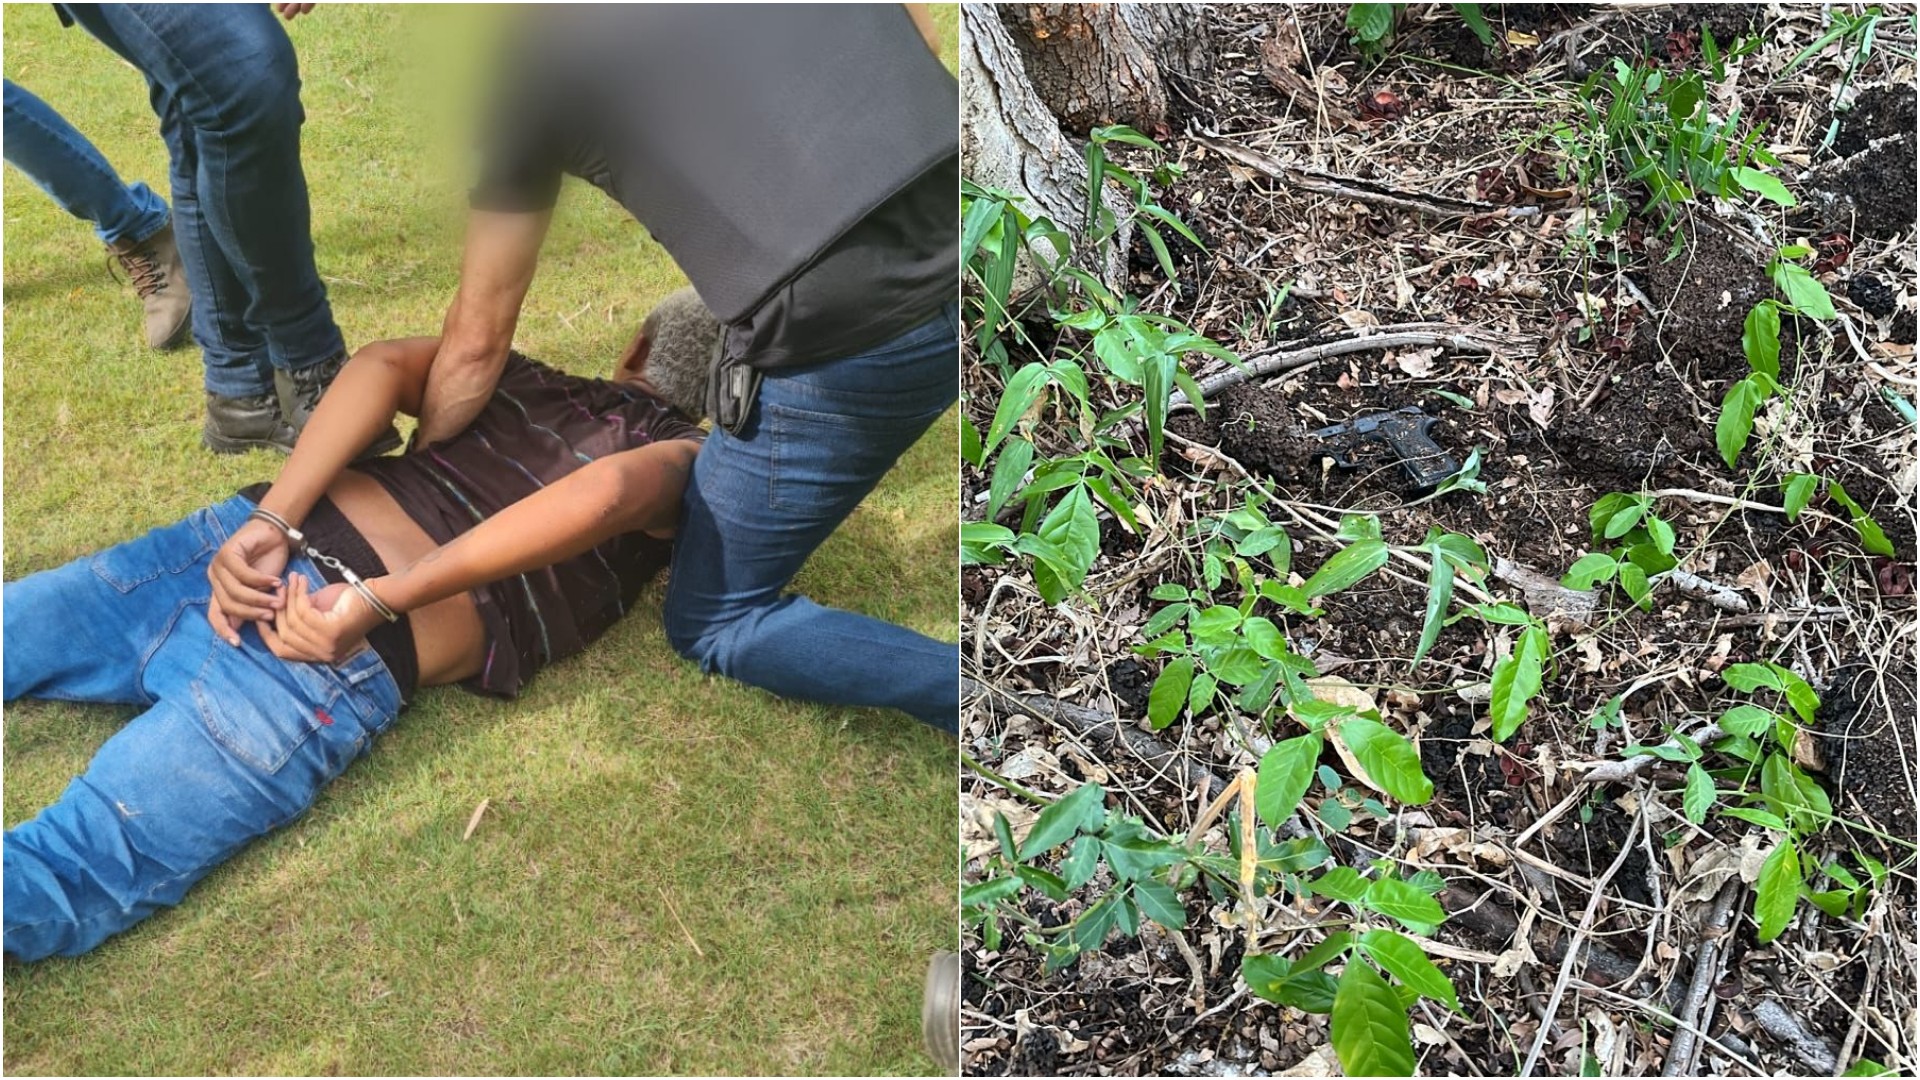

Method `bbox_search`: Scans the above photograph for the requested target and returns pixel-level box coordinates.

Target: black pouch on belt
[706,331,765,437]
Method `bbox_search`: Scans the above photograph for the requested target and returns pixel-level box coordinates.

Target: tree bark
[960,3,1214,297]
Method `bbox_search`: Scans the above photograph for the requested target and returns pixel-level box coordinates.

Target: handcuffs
[246,506,400,624]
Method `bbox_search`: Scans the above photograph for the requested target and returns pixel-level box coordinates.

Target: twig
[1194,132,1543,221]
[1519,794,1650,1077]
[658,888,706,958]
[1172,325,1533,412]
[1654,567,1751,613]
[1751,1000,1840,1074]
[963,677,1229,801]
[1660,879,1741,1077]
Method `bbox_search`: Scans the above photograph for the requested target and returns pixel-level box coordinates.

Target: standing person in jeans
[3,79,192,350]
[408,6,960,733]
[54,3,394,456]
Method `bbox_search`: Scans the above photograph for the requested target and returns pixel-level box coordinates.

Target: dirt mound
[1831,83,1917,158]
[1807,130,1919,241]
[1819,664,1918,852]
[1631,220,1771,382]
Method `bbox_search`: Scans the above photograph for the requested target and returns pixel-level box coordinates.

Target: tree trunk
[959,3,1213,297]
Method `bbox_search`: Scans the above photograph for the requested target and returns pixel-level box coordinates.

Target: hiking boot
[204,391,297,455]
[922,950,959,1075]
[107,223,192,350]
[277,353,403,457]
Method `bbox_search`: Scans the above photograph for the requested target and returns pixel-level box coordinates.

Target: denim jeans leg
[2,80,169,246]
[3,497,403,961]
[60,4,344,387]
[3,510,225,705]
[664,307,960,732]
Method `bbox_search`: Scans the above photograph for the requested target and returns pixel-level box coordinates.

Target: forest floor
[961,4,1916,1076]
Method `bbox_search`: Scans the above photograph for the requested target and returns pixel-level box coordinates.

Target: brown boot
[276,352,403,457]
[107,222,192,350]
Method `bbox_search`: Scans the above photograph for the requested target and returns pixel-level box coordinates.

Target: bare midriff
[325,469,486,687]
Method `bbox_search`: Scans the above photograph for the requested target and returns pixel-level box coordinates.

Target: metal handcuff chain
[246,507,400,624]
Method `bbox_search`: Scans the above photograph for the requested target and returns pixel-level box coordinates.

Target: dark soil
[1808,130,1920,241]
[1630,219,1772,384]
[1819,663,1919,851]
[1831,83,1918,158]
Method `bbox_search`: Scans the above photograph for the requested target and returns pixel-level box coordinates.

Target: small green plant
[1553,43,1783,253]
[960,164,1242,605]
[1776,6,1890,152]
[1346,3,1491,65]
[1084,125,1205,288]
[1624,661,1875,942]
[1716,244,1836,469]
[1783,472,1897,558]
[1452,601,1551,742]
[1561,492,1680,611]
[969,674,1450,1076]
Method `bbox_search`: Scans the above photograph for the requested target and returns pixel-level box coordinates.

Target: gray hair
[638,286,722,418]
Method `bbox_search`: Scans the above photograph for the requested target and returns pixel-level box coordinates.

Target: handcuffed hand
[208,518,291,645]
[260,575,380,665]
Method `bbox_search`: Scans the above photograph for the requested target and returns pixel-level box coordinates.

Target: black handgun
[1310,406,1458,490]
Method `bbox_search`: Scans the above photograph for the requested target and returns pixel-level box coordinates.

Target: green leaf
[1304,540,1389,598]
[1188,672,1218,716]
[1783,473,1819,521]
[1603,497,1649,539]
[1132,879,1187,929]
[1755,837,1801,942]
[1331,959,1417,1078]
[1336,514,1383,542]
[1773,260,1837,320]
[1826,481,1897,557]
[1683,763,1716,825]
[1060,835,1101,889]
[1722,807,1789,831]
[1453,2,1493,45]
[1411,545,1455,672]
[1209,646,1267,687]
[1561,552,1620,589]
[1363,877,1447,936]
[1311,866,1372,903]
[1716,376,1763,469]
[962,875,1023,908]
[1035,485,1101,598]
[1588,493,1636,541]
[1647,515,1677,557]
[984,364,1049,458]
[1718,704,1775,738]
[1140,601,1191,639]
[1732,166,1796,207]
[1341,718,1435,804]
[1021,784,1106,861]
[1191,604,1244,645]
[1237,525,1289,558]
[1488,626,1549,743]
[1843,1060,1895,1078]
[1149,583,1190,602]
[1345,3,1396,44]
[1148,658,1194,730]
[987,438,1034,520]
[1618,561,1653,610]
[1242,616,1288,661]
[1743,302,1782,378]
[1244,953,1340,1014]
[1360,929,1462,1013]
[1256,734,1323,828]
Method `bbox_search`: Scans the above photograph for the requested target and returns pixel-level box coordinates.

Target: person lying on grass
[3,289,718,962]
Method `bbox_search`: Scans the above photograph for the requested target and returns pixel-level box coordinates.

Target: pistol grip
[1392,417,1457,490]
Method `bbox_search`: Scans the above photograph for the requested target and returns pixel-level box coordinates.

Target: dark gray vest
[539,5,957,325]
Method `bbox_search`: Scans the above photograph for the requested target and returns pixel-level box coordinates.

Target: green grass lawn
[2,7,958,1075]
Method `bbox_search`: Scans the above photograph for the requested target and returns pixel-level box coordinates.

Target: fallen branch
[1172,324,1535,413]
[1193,132,1546,221]
[1750,999,1840,1074]
[1655,567,1752,613]
[1660,879,1741,1077]
[1440,887,1645,989]
[963,677,1229,800]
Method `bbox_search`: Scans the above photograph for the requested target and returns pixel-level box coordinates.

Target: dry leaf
[1507,29,1540,46]
[1395,347,1439,377]
[463,797,491,841]
[1528,385,1557,429]
[1281,1045,1340,1077]
[1297,675,1395,797]
[1734,559,1774,608]
[1338,309,1381,330]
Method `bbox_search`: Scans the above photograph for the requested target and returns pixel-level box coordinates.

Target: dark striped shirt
[357,353,704,697]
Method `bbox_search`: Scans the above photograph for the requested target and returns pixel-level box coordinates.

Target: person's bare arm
[260,438,701,664]
[414,210,551,445]
[206,337,440,643]
[904,3,939,52]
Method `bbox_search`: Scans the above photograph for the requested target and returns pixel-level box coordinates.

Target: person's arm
[904,3,939,53]
[259,437,701,665]
[413,209,550,446]
[205,337,441,643]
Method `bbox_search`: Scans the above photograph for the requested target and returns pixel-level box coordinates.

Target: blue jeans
[58,4,344,397]
[665,306,960,733]
[3,496,403,961]
[3,79,170,247]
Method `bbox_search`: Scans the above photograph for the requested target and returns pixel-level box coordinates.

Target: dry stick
[1192,132,1543,222]
[963,677,1230,802]
[1660,878,1741,1077]
[1519,795,1651,1078]
[1169,326,1532,415]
